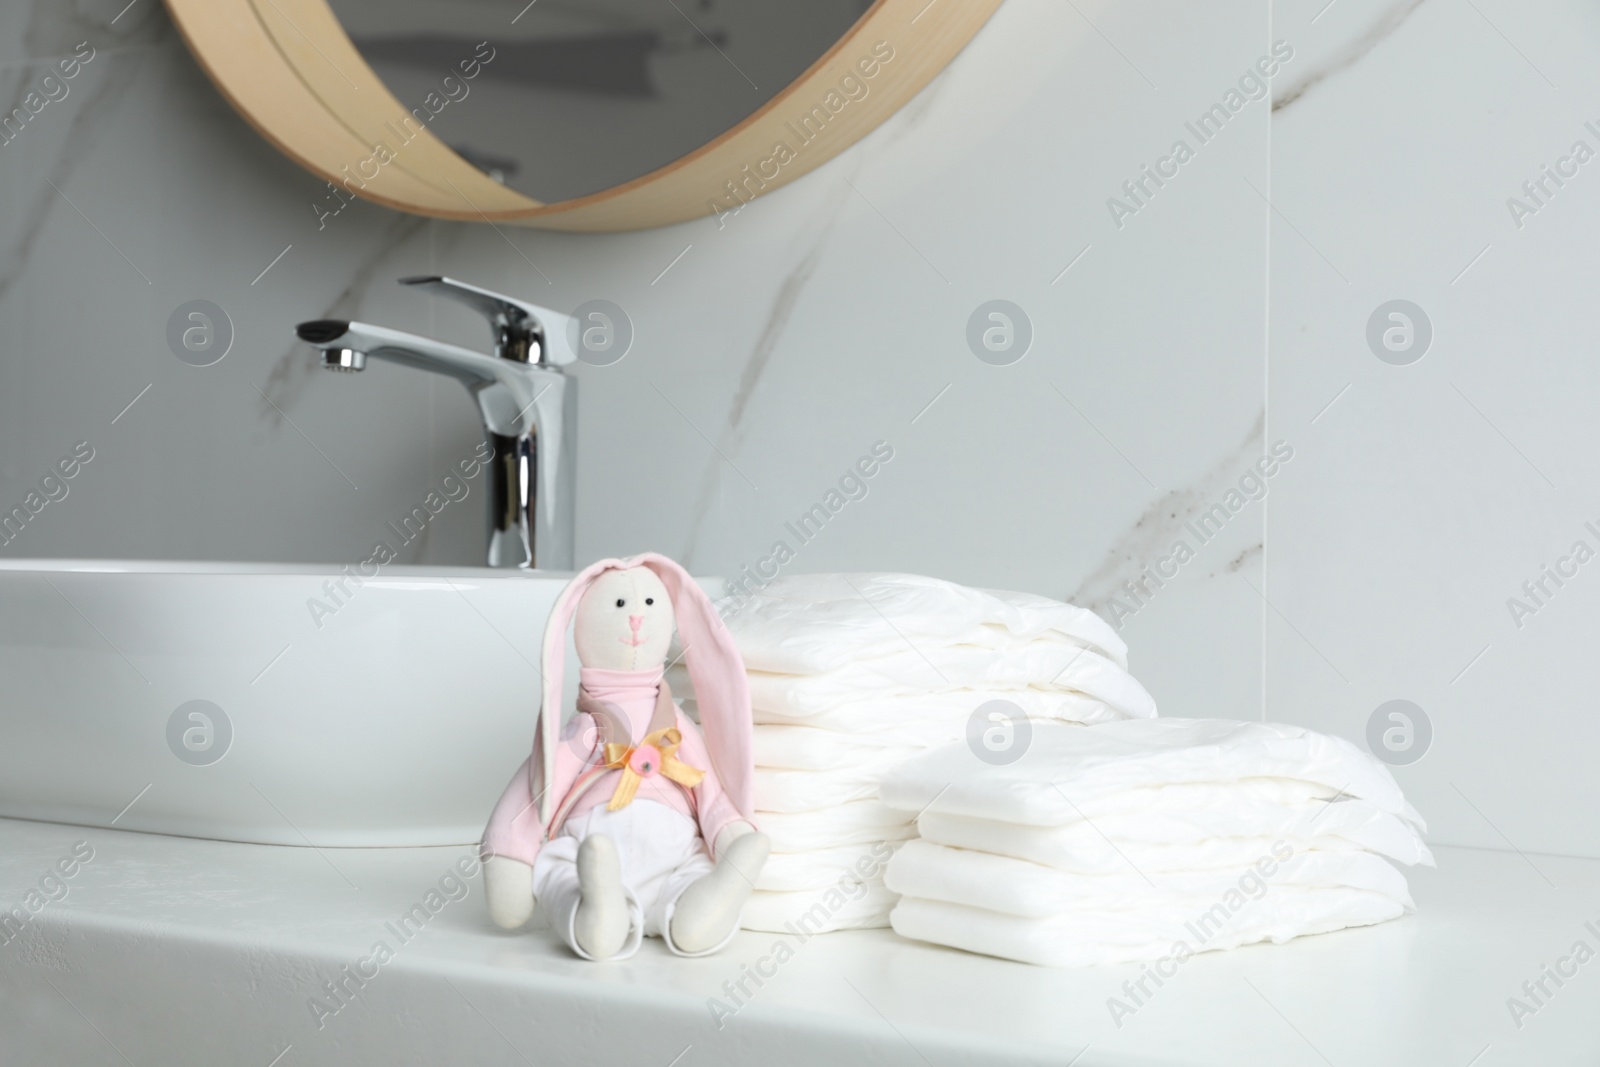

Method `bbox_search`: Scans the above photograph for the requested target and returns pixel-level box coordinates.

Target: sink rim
[0,557,581,580]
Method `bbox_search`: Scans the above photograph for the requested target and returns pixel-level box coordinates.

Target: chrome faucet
[296,276,577,570]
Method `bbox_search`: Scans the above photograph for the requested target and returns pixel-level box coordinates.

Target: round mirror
[165,0,1003,231]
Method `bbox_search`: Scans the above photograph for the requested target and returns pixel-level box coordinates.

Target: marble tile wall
[1269,0,1600,857]
[0,0,1273,722]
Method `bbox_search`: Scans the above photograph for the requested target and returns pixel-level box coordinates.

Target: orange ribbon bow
[602,727,706,811]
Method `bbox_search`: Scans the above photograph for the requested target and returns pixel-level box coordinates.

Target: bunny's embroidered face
[573,566,674,671]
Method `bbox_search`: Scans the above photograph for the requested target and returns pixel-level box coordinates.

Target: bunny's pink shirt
[482,667,748,867]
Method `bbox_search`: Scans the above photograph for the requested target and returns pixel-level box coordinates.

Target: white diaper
[890,888,1407,968]
[742,881,900,934]
[914,793,1433,869]
[757,800,916,852]
[885,839,1415,919]
[881,719,1409,824]
[759,841,906,891]
[712,572,1132,674]
[742,644,1156,719]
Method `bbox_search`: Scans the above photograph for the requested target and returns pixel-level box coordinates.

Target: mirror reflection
[325,0,873,202]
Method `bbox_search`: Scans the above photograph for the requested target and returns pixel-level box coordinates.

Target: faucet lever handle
[399,275,576,366]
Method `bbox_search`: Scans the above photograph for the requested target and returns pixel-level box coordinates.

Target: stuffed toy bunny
[480,553,769,960]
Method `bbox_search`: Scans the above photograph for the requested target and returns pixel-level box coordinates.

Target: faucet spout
[295,294,576,571]
[297,320,552,437]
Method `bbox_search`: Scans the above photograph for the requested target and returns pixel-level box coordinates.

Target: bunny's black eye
[645,597,655,605]
[615,598,625,608]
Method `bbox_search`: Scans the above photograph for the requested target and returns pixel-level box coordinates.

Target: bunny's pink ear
[533,557,625,824]
[636,553,754,820]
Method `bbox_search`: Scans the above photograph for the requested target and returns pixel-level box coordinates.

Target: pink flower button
[628,745,661,777]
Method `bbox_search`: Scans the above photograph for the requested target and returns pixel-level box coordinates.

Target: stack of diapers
[674,573,1158,933]
[879,718,1432,967]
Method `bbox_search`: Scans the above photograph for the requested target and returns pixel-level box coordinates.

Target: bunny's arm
[672,715,754,858]
[481,711,601,866]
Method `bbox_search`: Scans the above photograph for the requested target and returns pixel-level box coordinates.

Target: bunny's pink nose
[629,614,644,632]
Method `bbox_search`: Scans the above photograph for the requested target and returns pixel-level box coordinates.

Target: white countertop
[1,816,1595,1066]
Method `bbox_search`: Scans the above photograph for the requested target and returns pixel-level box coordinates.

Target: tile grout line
[1261,0,1273,724]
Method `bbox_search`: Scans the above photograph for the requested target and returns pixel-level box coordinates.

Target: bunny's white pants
[532,799,734,959]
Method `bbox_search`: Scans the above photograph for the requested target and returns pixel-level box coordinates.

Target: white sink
[0,559,603,847]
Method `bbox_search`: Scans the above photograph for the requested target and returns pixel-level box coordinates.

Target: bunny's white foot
[669,831,769,954]
[573,834,630,960]
[483,855,535,929]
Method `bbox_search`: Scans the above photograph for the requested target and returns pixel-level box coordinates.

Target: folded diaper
[752,725,921,770]
[942,776,1423,831]
[734,689,1132,732]
[889,888,1407,968]
[758,800,916,853]
[881,719,1407,824]
[885,839,1415,919]
[794,693,1126,734]
[756,764,902,813]
[742,882,899,934]
[743,645,1157,719]
[716,572,1130,674]
[922,823,1351,876]
[760,841,906,892]
[914,793,1433,868]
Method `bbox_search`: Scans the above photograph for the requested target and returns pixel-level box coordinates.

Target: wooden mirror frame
[164,0,1003,232]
